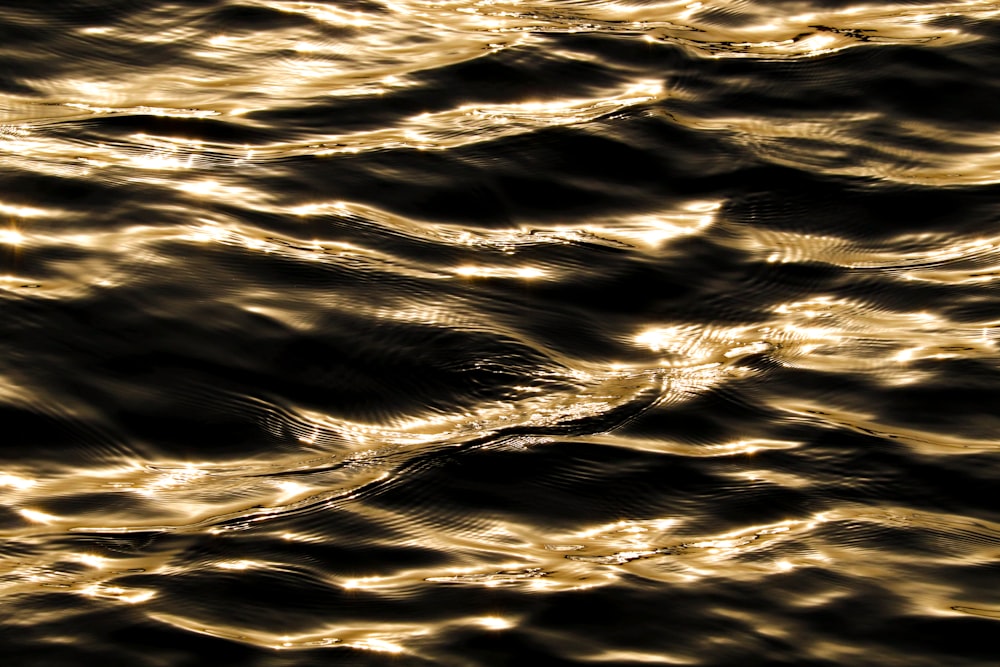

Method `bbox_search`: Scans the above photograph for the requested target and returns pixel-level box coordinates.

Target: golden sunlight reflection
[774,559,795,573]
[678,111,1000,186]
[0,202,53,218]
[0,229,24,246]
[81,584,157,604]
[290,198,720,263]
[72,553,110,569]
[650,0,990,60]
[2,1,999,662]
[312,78,664,155]
[634,323,763,366]
[579,432,804,458]
[272,2,377,27]
[730,467,812,489]
[746,226,1000,271]
[273,480,312,503]
[65,103,219,119]
[342,576,396,591]
[135,464,209,496]
[1,471,981,657]
[767,296,998,374]
[586,649,690,665]
[780,402,1000,453]
[18,508,59,525]
[352,638,406,654]
[253,362,668,450]
[473,616,514,631]
[149,612,427,654]
[177,179,251,200]
[571,518,679,541]
[453,265,547,279]
[569,200,719,249]
[0,473,37,490]
[280,531,324,543]
[634,293,997,390]
[216,559,262,571]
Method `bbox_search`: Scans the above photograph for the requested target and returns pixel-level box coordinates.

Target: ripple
[3,0,1000,664]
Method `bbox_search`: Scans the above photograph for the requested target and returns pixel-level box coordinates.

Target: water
[2,1,1000,664]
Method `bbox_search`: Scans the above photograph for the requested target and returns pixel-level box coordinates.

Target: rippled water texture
[3,0,1000,664]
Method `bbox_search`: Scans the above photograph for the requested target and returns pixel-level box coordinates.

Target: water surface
[2,1,1000,664]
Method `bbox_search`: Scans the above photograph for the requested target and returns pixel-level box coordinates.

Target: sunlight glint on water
[1,0,1000,665]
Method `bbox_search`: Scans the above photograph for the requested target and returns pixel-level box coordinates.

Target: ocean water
[2,1,1000,664]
